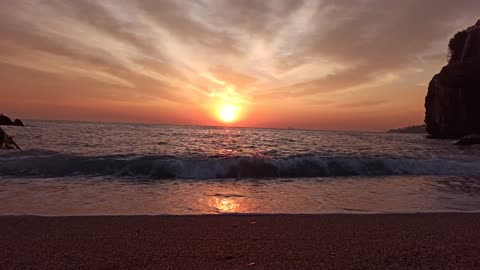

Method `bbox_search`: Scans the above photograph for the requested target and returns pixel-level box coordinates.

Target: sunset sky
[1,0,479,131]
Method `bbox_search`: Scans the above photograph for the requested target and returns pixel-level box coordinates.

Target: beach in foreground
[2,213,480,269]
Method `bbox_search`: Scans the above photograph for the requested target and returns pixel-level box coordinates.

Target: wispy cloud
[0,0,478,128]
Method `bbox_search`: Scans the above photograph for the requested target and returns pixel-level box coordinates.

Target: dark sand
[1,214,480,269]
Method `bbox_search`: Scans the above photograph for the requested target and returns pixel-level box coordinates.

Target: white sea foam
[1,151,480,179]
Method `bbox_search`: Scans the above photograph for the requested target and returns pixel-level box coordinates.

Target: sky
[0,0,479,131]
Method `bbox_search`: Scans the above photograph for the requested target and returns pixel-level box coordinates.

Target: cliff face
[425,20,480,139]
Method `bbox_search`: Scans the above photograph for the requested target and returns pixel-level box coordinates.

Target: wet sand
[1,213,480,269]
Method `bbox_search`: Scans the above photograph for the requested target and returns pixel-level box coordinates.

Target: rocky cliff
[425,20,480,139]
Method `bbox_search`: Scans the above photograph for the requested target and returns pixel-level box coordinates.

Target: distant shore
[387,124,426,134]
[2,213,480,269]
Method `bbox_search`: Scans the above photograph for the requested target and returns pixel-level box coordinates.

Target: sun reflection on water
[210,197,240,213]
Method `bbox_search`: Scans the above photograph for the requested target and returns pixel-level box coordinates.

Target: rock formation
[0,127,21,150]
[425,20,480,139]
[455,134,480,146]
[13,119,24,126]
[0,113,24,126]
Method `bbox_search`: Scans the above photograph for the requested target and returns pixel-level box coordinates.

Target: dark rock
[387,125,426,134]
[13,119,24,126]
[0,114,13,125]
[0,113,24,126]
[0,127,21,150]
[425,20,480,139]
[455,134,480,146]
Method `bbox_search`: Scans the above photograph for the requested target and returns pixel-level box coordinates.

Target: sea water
[1,120,480,215]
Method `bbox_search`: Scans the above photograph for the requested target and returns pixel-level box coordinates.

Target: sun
[216,104,240,123]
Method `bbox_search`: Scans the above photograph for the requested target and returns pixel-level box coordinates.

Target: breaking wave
[1,150,480,179]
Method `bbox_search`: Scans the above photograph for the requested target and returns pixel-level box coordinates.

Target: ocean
[1,120,480,215]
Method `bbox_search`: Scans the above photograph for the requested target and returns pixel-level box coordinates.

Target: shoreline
[3,209,480,216]
[2,213,480,269]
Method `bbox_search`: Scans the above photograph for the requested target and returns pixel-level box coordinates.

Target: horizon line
[19,118,398,134]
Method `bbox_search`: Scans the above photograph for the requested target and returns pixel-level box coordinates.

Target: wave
[1,150,479,179]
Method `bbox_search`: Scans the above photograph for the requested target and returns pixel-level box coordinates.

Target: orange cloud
[0,0,479,130]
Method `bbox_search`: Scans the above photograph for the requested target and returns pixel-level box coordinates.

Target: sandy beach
[1,213,480,269]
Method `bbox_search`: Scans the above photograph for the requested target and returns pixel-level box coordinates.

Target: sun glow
[216,103,240,123]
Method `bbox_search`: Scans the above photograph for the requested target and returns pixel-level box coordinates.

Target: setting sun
[216,104,240,123]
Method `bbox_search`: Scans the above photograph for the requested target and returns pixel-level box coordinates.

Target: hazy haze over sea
[1,120,480,215]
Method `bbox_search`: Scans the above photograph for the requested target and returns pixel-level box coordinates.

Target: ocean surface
[1,120,480,215]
